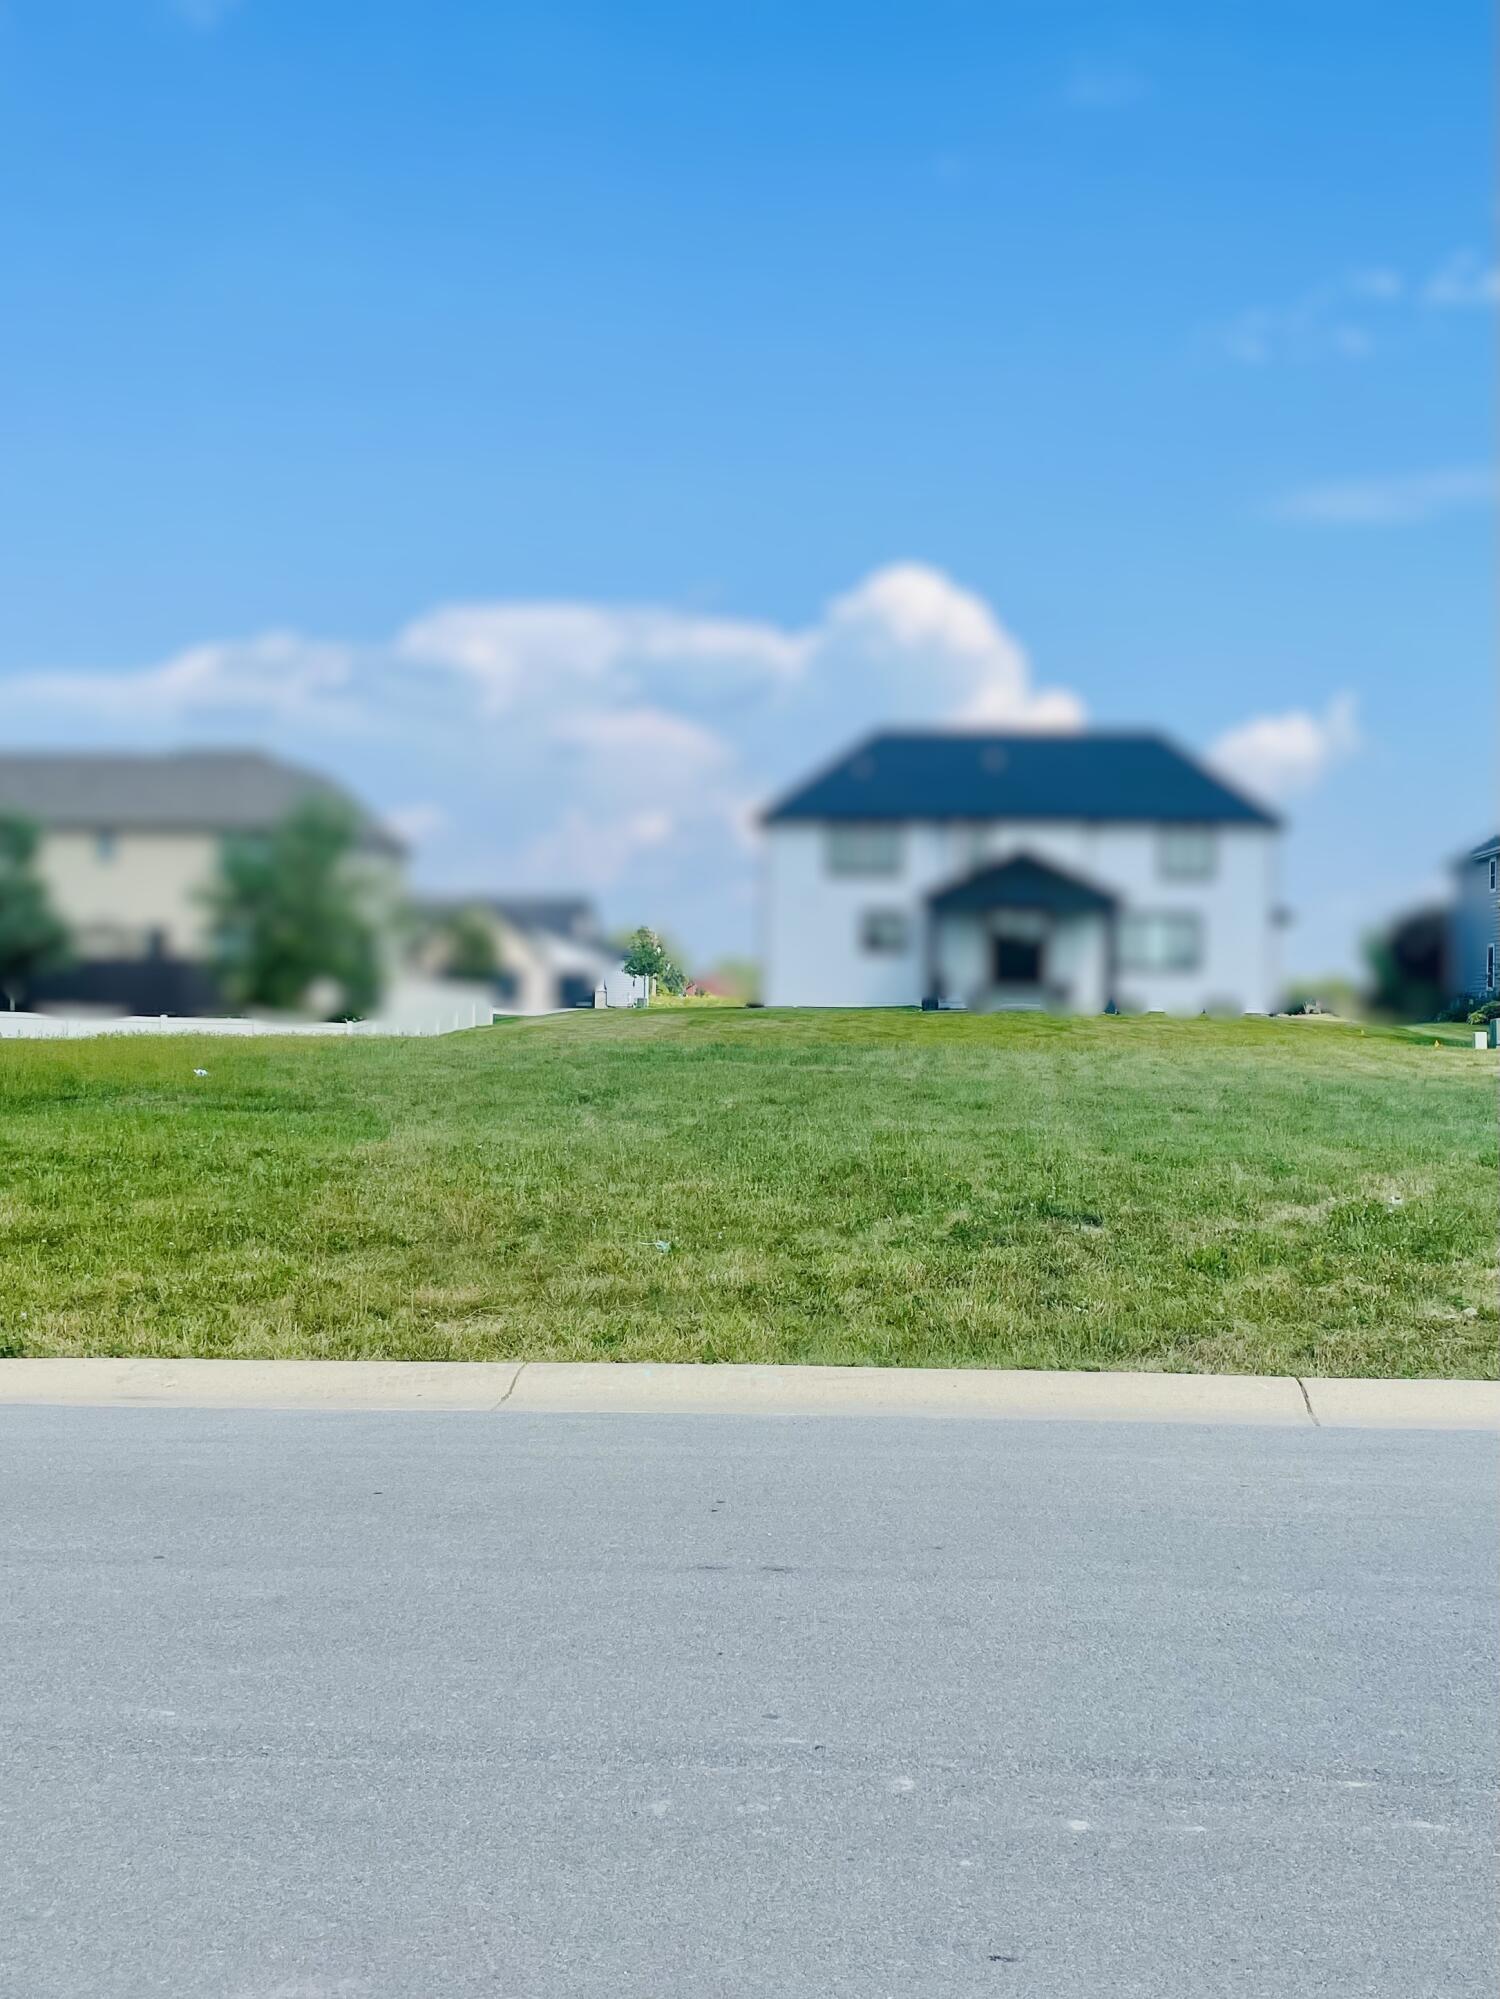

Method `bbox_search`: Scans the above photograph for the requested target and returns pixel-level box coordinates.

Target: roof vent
[851,754,876,780]
[980,745,1007,773]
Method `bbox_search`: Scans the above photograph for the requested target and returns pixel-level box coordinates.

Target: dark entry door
[993,934,1043,984]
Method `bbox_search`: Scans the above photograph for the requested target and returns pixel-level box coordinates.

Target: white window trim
[1118,909,1205,975]
[1157,825,1218,883]
[825,823,902,878]
[859,907,910,954]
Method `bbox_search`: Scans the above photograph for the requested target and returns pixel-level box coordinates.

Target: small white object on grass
[654,1240,672,1253]
[193,1069,209,1078]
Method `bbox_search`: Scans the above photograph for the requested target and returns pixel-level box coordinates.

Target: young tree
[0,815,69,1004]
[205,798,383,1018]
[619,925,685,1002]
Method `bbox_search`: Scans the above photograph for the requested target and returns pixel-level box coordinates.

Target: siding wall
[764,818,1279,1013]
[1452,855,1500,994]
[39,829,224,956]
[35,830,405,978]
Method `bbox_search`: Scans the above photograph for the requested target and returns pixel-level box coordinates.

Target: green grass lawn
[1,1009,1494,1376]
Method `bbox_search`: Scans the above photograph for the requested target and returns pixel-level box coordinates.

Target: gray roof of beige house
[0,749,404,855]
[417,894,602,942]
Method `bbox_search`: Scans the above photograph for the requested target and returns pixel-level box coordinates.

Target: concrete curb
[1,1359,1497,1429]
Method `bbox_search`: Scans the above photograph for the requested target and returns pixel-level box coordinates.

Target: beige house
[413,895,634,1013]
[0,749,404,1012]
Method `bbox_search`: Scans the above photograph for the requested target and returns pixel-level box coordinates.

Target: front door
[992,933,1043,984]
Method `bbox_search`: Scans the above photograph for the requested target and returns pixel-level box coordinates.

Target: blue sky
[0,0,1492,970]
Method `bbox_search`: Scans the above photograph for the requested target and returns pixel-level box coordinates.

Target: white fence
[0,1005,493,1042]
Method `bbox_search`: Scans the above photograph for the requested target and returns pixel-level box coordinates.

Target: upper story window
[1119,910,1204,973]
[1490,857,1497,893]
[1158,826,1217,882]
[95,828,117,862]
[825,823,901,878]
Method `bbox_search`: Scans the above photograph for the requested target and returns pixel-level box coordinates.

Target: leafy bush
[1466,1000,1500,1027]
[1436,994,1484,1023]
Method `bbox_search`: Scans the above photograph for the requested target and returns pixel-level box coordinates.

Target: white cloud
[1209,694,1360,803]
[1219,245,1496,365]
[814,562,1081,729]
[829,563,1019,662]
[1219,266,1404,366]
[396,601,805,717]
[1273,465,1497,526]
[4,562,1092,950]
[1422,248,1500,309]
[8,631,361,727]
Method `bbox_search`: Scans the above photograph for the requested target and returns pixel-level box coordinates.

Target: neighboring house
[0,749,404,1013]
[413,895,632,1011]
[1451,834,1500,1000]
[760,730,1282,1014]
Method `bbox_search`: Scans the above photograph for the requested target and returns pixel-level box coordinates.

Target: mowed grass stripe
[0,1009,1493,1376]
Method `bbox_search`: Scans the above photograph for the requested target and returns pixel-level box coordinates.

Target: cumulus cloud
[8,631,361,728]
[1273,465,1497,526]
[396,601,805,717]
[2,560,1351,955]
[1208,694,1360,804]
[3,562,1091,948]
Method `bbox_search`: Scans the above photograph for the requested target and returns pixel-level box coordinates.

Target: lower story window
[1119,910,1203,973]
[1488,944,1496,992]
[860,908,910,954]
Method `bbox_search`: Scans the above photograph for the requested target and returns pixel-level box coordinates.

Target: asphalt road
[2,1409,1495,1998]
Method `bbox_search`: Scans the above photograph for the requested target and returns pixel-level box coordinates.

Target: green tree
[1362,907,1449,1023]
[205,798,383,1018]
[0,815,69,1003]
[619,925,685,1001]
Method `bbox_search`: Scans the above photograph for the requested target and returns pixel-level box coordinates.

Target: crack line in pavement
[493,1362,528,1410]
[1292,1376,1321,1427]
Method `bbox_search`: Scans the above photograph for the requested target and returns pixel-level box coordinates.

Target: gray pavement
[1,1408,1495,1998]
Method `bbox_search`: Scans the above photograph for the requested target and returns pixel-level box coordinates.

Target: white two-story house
[760,730,1282,1014]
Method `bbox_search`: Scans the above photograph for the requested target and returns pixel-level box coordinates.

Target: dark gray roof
[417,894,601,942]
[1469,834,1500,861]
[486,895,600,939]
[0,749,402,854]
[763,730,1279,828]
[928,852,1118,916]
